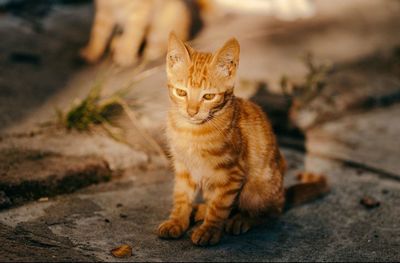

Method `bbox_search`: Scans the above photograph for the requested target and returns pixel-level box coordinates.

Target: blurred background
[0,0,399,261]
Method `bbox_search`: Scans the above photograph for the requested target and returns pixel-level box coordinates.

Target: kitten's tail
[284,172,330,211]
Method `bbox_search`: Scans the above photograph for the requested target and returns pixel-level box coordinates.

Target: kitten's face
[166,33,240,124]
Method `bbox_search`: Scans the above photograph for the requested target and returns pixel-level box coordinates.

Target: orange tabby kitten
[158,33,287,246]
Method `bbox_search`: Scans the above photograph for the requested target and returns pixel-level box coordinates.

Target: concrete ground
[0,0,400,261]
[1,150,399,262]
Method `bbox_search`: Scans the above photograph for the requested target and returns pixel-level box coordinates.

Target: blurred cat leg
[80,0,115,63]
[144,0,190,62]
[111,1,152,66]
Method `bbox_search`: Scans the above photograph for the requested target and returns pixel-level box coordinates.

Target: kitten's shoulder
[235,96,274,129]
[235,97,267,117]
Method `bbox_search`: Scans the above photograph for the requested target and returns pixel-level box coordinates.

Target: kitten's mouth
[178,110,213,124]
[186,115,212,125]
[187,118,206,124]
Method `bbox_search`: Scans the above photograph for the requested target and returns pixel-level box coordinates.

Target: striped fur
[158,33,285,246]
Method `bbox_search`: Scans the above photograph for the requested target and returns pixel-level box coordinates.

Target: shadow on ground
[0,1,93,130]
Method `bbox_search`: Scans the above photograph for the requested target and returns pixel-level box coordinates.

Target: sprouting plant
[58,84,120,131]
[57,64,167,161]
[280,52,332,106]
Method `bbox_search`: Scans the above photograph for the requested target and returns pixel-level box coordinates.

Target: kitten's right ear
[166,32,192,78]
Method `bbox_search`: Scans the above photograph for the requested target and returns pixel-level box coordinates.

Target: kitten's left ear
[166,32,192,79]
[210,38,240,80]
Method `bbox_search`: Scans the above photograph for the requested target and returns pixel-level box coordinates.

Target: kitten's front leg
[158,163,197,239]
[191,169,244,246]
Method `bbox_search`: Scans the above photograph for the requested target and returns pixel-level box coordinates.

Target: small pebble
[360,196,380,209]
[120,213,128,218]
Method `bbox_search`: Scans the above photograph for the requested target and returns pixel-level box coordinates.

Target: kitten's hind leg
[225,212,262,235]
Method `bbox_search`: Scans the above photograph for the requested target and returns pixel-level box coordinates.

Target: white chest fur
[168,129,217,186]
[173,141,212,183]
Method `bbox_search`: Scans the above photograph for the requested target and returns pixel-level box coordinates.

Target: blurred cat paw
[143,47,165,62]
[79,46,102,63]
[112,51,136,67]
[110,37,138,67]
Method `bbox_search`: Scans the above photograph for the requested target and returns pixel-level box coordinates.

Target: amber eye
[175,88,187,97]
[203,93,216,100]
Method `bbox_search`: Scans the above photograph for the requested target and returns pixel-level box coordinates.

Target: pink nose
[187,107,199,117]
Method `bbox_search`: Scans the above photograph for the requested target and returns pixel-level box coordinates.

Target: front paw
[158,220,186,239]
[191,224,222,246]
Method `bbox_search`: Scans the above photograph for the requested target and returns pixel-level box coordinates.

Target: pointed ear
[166,32,192,78]
[209,38,240,80]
